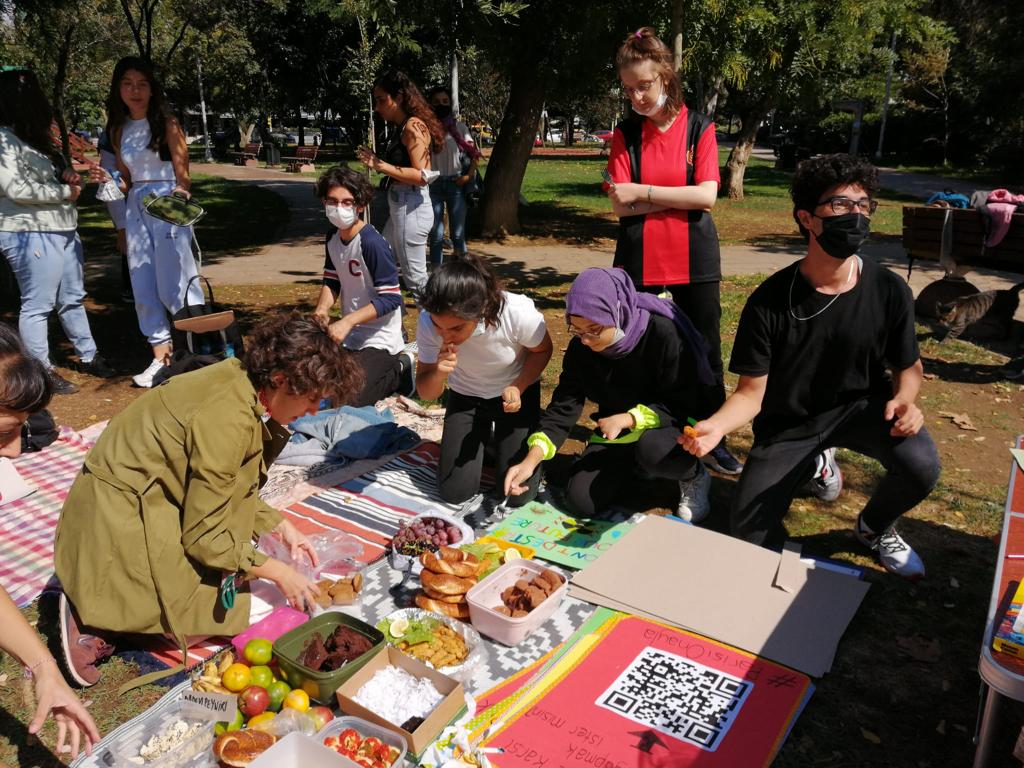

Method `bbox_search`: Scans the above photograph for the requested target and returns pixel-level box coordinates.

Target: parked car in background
[592,129,614,142]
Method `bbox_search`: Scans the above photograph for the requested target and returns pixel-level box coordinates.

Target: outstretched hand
[678,419,723,458]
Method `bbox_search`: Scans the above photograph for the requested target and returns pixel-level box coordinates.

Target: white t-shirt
[119,118,175,182]
[431,122,474,177]
[416,292,547,399]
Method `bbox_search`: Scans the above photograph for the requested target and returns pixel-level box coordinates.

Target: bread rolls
[421,569,476,596]
[212,730,277,766]
[416,592,470,619]
[422,585,468,603]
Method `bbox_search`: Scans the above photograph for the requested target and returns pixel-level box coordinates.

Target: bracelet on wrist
[23,656,57,678]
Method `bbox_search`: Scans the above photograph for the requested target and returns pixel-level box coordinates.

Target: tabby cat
[936,281,1024,340]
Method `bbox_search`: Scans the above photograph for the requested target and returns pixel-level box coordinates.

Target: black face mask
[433,104,452,120]
[814,213,870,259]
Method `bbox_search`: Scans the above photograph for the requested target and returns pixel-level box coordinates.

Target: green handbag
[142,190,206,227]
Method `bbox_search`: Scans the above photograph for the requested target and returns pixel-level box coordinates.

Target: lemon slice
[502,548,522,563]
[389,617,410,638]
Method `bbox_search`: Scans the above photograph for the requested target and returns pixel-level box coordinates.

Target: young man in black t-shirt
[681,154,940,579]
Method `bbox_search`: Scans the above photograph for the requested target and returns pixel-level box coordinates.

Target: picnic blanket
[1,427,95,608]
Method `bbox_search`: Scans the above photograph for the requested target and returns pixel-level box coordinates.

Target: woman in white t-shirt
[416,254,552,505]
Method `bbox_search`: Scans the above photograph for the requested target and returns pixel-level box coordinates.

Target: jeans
[384,183,432,299]
[731,396,941,550]
[0,230,97,368]
[428,176,468,266]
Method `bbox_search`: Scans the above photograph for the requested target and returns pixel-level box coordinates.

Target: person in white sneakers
[681,154,940,579]
[505,267,715,521]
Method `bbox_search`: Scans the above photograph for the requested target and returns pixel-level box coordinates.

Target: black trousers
[642,281,726,418]
[565,427,701,518]
[348,346,401,408]
[438,382,542,506]
[731,396,942,550]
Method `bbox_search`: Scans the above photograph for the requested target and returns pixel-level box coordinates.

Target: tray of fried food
[377,608,485,682]
[312,561,366,612]
[414,545,482,621]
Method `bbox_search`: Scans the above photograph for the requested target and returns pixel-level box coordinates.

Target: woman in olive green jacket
[54,314,362,687]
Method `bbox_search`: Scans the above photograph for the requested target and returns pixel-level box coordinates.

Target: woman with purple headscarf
[504,267,713,520]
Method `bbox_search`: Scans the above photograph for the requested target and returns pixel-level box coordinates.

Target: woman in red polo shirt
[604,26,741,475]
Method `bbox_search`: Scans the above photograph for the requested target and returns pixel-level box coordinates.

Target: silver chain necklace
[788,257,859,321]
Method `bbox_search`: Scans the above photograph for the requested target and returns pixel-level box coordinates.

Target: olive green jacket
[55,359,289,641]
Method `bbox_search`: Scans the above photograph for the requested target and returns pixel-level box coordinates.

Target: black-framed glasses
[817,196,878,216]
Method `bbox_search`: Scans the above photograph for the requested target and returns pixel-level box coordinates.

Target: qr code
[595,646,752,751]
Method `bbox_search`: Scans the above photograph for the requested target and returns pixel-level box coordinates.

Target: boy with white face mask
[312,166,413,405]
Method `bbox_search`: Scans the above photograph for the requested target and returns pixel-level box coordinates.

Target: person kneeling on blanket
[504,268,714,520]
[54,313,362,687]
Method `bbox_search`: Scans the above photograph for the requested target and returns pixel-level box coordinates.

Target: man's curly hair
[243,313,362,403]
[790,153,880,240]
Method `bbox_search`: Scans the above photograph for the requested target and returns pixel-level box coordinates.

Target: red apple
[238,685,270,718]
[308,705,335,731]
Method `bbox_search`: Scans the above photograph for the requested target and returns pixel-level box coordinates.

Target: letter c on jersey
[348,260,362,277]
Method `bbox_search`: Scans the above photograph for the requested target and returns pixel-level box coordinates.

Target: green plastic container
[272,612,384,704]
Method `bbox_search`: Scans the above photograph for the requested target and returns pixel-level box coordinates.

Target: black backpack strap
[616,117,644,183]
[685,109,713,186]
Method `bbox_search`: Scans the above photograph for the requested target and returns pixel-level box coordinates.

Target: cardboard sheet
[569,516,870,677]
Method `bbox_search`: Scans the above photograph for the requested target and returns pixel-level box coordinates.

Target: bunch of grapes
[390,518,464,556]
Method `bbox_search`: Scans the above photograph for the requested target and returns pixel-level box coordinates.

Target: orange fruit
[249,665,274,689]
[244,638,273,666]
[282,688,310,712]
[221,662,252,692]
[247,712,277,729]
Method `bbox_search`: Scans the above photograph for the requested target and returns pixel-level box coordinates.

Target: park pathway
[193,162,1024,309]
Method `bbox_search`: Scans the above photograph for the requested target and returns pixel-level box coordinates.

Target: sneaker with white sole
[132,357,167,388]
[677,462,712,523]
[397,350,417,398]
[806,448,843,502]
[701,443,743,475]
[854,516,926,580]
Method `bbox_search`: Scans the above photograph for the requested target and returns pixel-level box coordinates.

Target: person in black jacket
[504,267,712,520]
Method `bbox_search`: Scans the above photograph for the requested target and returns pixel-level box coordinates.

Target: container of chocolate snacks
[272,612,384,703]
[466,560,568,646]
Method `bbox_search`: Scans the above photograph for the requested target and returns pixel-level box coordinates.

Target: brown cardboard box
[335,646,465,756]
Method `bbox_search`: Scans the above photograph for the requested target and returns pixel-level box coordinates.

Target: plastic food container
[386,512,475,575]
[250,731,356,768]
[232,605,309,657]
[105,696,213,768]
[318,715,408,767]
[310,559,369,617]
[273,612,385,704]
[466,559,568,646]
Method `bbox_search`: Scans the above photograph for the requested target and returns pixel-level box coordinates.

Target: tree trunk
[480,59,546,236]
[566,110,575,146]
[297,110,305,147]
[671,0,683,72]
[239,120,255,146]
[720,105,768,200]
[52,23,75,164]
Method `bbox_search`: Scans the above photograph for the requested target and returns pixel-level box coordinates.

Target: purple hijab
[565,268,714,385]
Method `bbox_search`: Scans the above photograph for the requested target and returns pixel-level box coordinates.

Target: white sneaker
[677,462,711,523]
[132,357,167,388]
[854,516,926,580]
[806,448,843,502]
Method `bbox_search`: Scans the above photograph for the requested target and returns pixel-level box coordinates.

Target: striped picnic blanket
[1,428,94,608]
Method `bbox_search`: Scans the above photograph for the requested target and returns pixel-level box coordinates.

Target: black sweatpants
[348,346,401,408]
[643,281,726,418]
[565,427,701,518]
[731,396,941,550]
[438,382,542,506]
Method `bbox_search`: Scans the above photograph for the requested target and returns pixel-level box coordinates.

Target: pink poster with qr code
[485,615,813,767]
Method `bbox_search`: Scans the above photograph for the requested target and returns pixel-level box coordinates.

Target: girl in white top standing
[0,68,113,395]
[416,254,552,505]
[103,56,203,387]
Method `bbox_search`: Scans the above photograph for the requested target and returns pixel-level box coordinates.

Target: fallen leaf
[0,673,7,685]
[938,411,978,431]
[861,728,882,744]
[974,436,986,442]
[950,577,960,589]
[996,398,1010,403]
[896,634,942,663]
[936,719,946,735]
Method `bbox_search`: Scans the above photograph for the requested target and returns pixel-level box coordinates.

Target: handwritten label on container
[180,690,238,722]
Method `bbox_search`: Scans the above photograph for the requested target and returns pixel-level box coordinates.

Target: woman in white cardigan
[0,69,113,393]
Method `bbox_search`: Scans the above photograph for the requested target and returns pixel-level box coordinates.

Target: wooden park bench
[281,144,318,173]
[903,205,1024,275]
[231,142,262,167]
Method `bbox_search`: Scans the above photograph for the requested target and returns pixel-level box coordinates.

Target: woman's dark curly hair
[0,69,57,159]
[105,56,171,156]
[791,153,880,239]
[243,313,362,403]
[315,166,374,207]
[419,253,505,329]
[0,324,52,414]
[374,70,446,153]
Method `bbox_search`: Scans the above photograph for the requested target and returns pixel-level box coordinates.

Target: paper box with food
[335,646,466,756]
[273,613,384,704]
